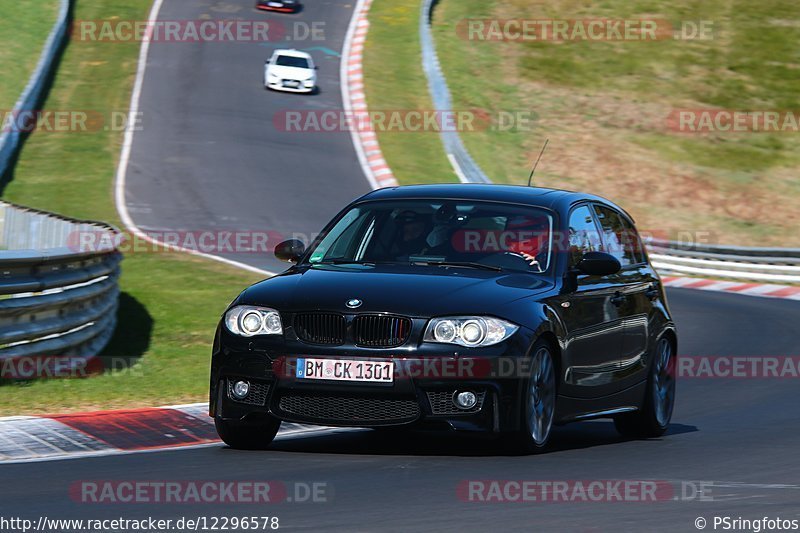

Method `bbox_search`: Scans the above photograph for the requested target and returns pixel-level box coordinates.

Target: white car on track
[264,49,317,94]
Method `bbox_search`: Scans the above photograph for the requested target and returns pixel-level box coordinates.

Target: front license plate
[296,358,394,383]
[283,80,300,88]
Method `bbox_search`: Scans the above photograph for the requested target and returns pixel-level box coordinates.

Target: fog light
[232,380,250,399]
[454,390,477,409]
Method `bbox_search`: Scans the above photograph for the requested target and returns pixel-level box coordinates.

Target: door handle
[610,292,626,307]
[645,284,660,300]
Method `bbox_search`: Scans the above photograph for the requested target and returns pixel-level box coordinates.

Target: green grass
[366,0,800,246]
[0,1,60,110]
[363,0,456,184]
[0,0,262,415]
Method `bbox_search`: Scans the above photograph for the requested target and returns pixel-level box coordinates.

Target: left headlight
[225,305,283,337]
[423,316,519,347]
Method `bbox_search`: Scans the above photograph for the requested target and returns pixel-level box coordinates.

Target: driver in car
[503,215,550,270]
[391,211,430,260]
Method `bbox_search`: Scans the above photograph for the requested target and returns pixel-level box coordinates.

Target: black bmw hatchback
[210,184,677,452]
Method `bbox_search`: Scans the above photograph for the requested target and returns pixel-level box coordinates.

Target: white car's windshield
[275,56,310,68]
[307,200,554,273]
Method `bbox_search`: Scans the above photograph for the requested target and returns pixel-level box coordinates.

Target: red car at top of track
[256,0,301,13]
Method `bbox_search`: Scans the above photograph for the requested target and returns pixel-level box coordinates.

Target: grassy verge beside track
[0,0,262,415]
[366,0,800,246]
[432,0,800,246]
[363,0,456,184]
[0,1,60,110]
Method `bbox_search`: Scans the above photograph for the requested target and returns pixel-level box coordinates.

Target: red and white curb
[661,276,800,301]
[0,403,339,463]
[342,0,398,190]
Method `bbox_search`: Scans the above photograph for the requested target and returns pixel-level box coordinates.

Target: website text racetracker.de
[273,110,536,133]
[72,20,325,43]
[67,228,658,256]
[457,480,713,503]
[0,516,280,532]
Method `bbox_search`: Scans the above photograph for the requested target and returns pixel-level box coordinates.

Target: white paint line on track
[447,154,470,184]
[113,0,276,278]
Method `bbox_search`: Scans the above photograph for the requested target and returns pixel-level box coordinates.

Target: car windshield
[275,55,310,69]
[306,200,554,273]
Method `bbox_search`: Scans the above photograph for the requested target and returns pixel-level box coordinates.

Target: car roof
[272,49,312,59]
[356,184,635,221]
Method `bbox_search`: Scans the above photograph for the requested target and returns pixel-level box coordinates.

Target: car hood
[239,264,555,318]
[267,65,314,80]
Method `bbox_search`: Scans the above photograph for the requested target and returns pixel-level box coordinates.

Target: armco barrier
[0,0,71,179]
[0,201,121,365]
[647,240,800,283]
[418,0,799,282]
[420,0,490,184]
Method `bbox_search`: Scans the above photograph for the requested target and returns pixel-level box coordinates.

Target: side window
[567,205,600,266]
[593,205,645,267]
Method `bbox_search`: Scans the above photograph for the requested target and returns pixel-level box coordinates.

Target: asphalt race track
[123,0,370,272]
[8,0,798,531]
[3,288,800,531]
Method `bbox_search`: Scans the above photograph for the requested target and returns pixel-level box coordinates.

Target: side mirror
[265,60,271,64]
[576,251,621,277]
[274,239,305,263]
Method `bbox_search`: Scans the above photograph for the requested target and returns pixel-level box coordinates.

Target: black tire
[505,338,557,454]
[215,416,281,450]
[615,336,676,438]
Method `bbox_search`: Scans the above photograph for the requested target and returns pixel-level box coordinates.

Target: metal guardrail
[418,0,800,284]
[0,202,121,364]
[0,0,71,179]
[647,240,800,283]
[420,0,490,184]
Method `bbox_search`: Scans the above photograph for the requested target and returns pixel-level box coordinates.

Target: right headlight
[423,316,519,347]
[225,305,283,337]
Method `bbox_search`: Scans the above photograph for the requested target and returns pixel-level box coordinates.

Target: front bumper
[265,80,315,93]
[210,324,535,433]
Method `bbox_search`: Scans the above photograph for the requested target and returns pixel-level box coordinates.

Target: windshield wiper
[410,260,503,272]
[315,259,377,266]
